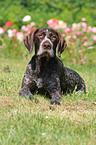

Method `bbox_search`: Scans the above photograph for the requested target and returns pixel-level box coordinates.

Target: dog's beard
[40,51,51,58]
[37,48,54,58]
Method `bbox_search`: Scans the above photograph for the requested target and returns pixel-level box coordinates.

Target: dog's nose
[42,42,51,50]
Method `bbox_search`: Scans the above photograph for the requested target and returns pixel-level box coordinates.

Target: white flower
[72,23,77,29]
[16,32,24,41]
[7,29,13,38]
[45,116,48,118]
[0,27,5,34]
[23,15,31,22]
[58,21,67,29]
[42,133,46,136]
[77,23,82,28]
[88,46,94,49]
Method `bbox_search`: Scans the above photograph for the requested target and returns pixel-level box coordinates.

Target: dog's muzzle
[42,40,51,50]
[37,36,54,57]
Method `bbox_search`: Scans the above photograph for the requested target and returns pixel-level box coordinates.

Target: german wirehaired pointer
[19,28,86,105]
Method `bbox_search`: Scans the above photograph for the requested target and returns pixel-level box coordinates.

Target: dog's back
[61,66,86,94]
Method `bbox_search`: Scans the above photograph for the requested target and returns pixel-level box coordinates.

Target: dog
[19,28,86,105]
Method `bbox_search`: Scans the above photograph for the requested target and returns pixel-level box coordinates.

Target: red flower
[5,21,13,27]
[13,38,17,41]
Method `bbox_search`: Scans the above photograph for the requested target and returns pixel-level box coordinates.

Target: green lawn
[0,58,96,145]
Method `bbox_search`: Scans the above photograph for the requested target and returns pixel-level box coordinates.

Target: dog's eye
[38,34,44,38]
[51,36,56,40]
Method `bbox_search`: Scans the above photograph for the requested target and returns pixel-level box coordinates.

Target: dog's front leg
[19,86,34,100]
[19,72,38,102]
[19,86,38,103]
[45,76,62,105]
[50,91,62,105]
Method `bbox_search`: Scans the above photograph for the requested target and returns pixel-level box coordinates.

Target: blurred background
[0,0,96,65]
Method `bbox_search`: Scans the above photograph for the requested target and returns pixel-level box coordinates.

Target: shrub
[0,17,96,64]
[47,18,96,64]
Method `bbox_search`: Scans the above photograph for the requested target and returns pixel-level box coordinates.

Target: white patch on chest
[33,78,43,88]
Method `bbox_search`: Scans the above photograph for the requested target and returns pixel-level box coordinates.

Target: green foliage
[0,0,96,30]
[0,0,96,64]
[0,39,27,59]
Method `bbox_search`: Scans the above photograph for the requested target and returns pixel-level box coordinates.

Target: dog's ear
[24,28,38,53]
[57,31,67,57]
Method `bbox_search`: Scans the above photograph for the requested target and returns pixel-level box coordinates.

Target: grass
[0,57,96,145]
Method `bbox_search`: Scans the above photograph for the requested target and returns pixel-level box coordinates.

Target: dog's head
[24,28,67,57]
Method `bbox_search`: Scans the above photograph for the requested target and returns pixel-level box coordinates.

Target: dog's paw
[51,92,62,105]
[29,95,39,103]
[50,99,61,105]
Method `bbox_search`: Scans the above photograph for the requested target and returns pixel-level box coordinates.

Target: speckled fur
[19,28,86,105]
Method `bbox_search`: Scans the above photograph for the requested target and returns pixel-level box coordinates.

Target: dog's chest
[31,56,60,88]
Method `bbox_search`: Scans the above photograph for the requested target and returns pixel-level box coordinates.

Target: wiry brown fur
[19,28,86,105]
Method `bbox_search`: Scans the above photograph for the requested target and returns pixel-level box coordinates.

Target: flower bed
[0,16,96,64]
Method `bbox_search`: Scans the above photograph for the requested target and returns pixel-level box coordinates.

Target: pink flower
[81,32,85,36]
[81,49,84,52]
[16,32,24,41]
[30,22,35,27]
[81,56,87,64]
[12,29,17,34]
[82,42,88,46]
[62,23,67,29]
[62,31,66,36]
[82,28,86,32]
[48,23,54,29]
[69,41,72,44]
[88,46,94,49]
[76,31,80,36]
[92,27,96,33]
[47,18,67,29]
[64,28,70,33]
[92,35,96,41]
[87,26,92,33]
[5,21,13,27]
[81,22,87,28]
[83,37,88,41]
[21,25,28,32]
[0,27,5,34]
[81,18,86,21]
[73,35,77,39]
[88,43,94,46]
[66,35,71,40]
[54,25,59,29]
[68,29,73,33]
[47,18,59,29]
[27,24,30,28]
[84,56,87,60]
[47,19,53,25]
